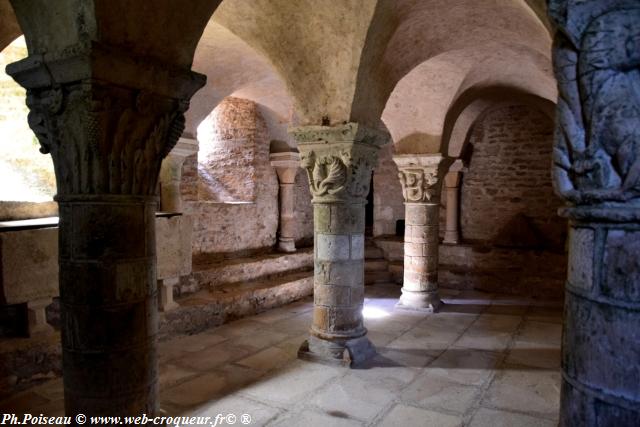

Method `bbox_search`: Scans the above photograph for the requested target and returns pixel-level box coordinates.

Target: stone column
[443,160,464,244]
[394,154,447,312]
[159,137,198,213]
[290,123,387,366]
[270,150,300,252]
[547,1,640,424]
[7,51,204,416]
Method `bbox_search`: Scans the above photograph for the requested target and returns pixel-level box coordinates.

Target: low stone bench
[0,214,193,336]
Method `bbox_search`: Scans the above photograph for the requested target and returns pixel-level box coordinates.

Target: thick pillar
[443,160,464,244]
[394,154,447,312]
[269,150,300,252]
[548,1,640,425]
[7,50,204,416]
[290,123,387,366]
[159,137,198,213]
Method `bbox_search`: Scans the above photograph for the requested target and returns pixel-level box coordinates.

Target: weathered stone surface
[292,123,386,366]
[548,1,640,423]
[461,106,565,249]
[156,215,193,281]
[270,148,301,252]
[394,153,447,312]
[188,98,280,256]
[375,237,566,298]
[159,138,198,213]
[160,271,313,338]
[189,248,313,295]
[0,227,57,304]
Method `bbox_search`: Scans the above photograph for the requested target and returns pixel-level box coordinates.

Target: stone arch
[380,43,555,155]
[355,0,552,128]
[442,86,556,159]
[187,21,295,146]
[0,0,20,52]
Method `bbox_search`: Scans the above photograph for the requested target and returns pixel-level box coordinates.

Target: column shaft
[547,1,640,423]
[59,196,158,415]
[308,200,369,360]
[560,219,640,424]
[7,50,204,416]
[443,168,462,244]
[399,202,441,310]
[278,182,297,252]
[270,152,300,253]
[394,154,447,312]
[291,123,387,366]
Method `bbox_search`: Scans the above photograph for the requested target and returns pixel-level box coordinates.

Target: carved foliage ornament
[25,82,188,196]
[300,147,377,201]
[398,168,439,203]
[549,1,640,205]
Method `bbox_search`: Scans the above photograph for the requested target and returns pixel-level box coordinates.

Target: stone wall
[180,154,198,203]
[460,105,566,250]
[187,98,279,256]
[373,144,405,236]
[293,168,313,246]
[197,98,260,202]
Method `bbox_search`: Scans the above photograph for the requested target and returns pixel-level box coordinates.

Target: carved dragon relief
[24,82,188,196]
[549,2,640,205]
[300,147,377,201]
[397,168,440,203]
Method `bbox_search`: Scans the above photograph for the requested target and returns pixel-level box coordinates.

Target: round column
[547,2,640,423]
[443,161,463,244]
[8,51,204,416]
[59,196,159,415]
[399,201,441,311]
[270,150,300,253]
[394,154,447,312]
[291,123,386,366]
[277,182,297,252]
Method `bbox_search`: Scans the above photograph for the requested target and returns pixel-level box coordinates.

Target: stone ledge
[159,270,314,338]
[186,248,314,295]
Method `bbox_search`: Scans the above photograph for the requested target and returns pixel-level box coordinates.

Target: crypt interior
[0,0,638,426]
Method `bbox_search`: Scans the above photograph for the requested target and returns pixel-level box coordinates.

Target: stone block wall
[180,154,198,203]
[197,98,261,203]
[373,144,405,236]
[460,105,566,250]
[187,97,278,256]
[184,97,313,256]
[294,168,313,246]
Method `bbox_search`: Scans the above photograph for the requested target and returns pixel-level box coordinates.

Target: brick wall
[460,105,566,250]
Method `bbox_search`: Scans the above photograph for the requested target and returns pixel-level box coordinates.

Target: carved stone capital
[290,123,388,203]
[270,150,301,185]
[549,0,640,216]
[6,51,205,197]
[394,154,447,203]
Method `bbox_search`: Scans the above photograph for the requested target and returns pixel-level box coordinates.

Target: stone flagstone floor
[1,282,563,426]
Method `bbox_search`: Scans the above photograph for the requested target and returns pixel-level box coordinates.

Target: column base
[27,298,54,335]
[277,238,296,253]
[298,334,376,367]
[158,278,179,312]
[396,288,443,313]
[443,231,459,244]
